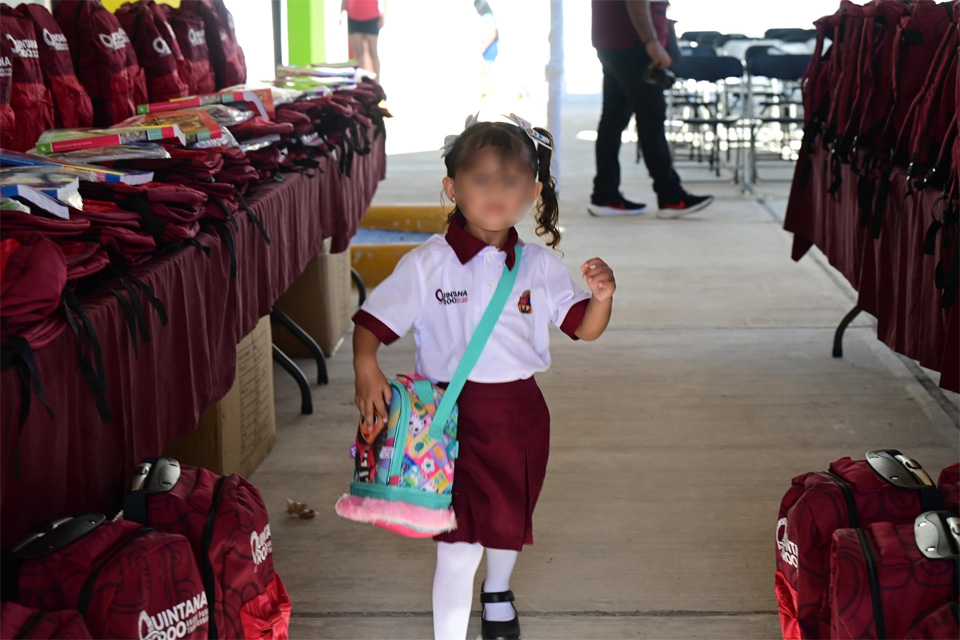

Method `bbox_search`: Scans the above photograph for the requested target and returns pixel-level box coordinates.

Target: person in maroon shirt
[589,0,714,218]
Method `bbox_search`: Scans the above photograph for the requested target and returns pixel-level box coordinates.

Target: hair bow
[440,112,552,157]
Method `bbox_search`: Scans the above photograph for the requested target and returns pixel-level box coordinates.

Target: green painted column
[287,0,326,65]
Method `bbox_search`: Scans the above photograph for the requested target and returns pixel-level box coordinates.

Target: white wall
[225,0,276,83]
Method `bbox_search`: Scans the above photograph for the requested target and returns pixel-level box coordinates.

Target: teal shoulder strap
[427,243,523,440]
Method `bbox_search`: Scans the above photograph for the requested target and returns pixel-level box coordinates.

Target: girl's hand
[355,363,392,443]
[581,258,616,302]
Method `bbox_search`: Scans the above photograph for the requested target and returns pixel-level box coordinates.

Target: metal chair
[669,56,746,178]
[680,30,723,44]
[765,28,816,42]
[743,53,810,186]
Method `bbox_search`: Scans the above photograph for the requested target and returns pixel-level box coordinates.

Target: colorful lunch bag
[335,243,523,537]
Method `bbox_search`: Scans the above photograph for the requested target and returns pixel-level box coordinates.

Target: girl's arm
[354,325,393,442]
[575,258,615,341]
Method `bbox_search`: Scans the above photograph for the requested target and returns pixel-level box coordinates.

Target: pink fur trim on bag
[335,494,457,538]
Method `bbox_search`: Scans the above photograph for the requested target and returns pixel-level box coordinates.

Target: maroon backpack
[825,1,867,147]
[53,0,148,127]
[903,24,958,178]
[904,601,960,639]
[0,7,54,152]
[842,0,911,154]
[115,1,189,103]
[775,450,945,640]
[829,511,959,639]
[940,463,960,515]
[180,0,246,90]
[14,3,93,129]
[802,5,848,132]
[161,5,216,94]
[886,0,955,150]
[1,514,209,639]
[123,458,291,640]
[0,25,15,150]
[0,602,93,639]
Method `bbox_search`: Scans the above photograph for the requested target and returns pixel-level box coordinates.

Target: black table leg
[271,308,328,385]
[351,268,367,306]
[832,305,863,358]
[272,345,313,415]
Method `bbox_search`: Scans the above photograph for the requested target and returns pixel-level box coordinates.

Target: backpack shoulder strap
[427,243,523,440]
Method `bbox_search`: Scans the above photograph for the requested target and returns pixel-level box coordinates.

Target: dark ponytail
[533,127,561,249]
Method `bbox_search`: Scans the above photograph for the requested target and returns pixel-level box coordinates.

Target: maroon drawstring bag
[160,4,216,94]
[124,458,291,640]
[179,0,245,90]
[115,0,189,102]
[53,0,148,127]
[2,515,209,640]
[78,181,207,244]
[0,602,93,639]
[0,7,55,152]
[14,3,94,129]
[58,240,111,282]
[0,209,92,239]
[0,234,66,333]
[230,116,294,143]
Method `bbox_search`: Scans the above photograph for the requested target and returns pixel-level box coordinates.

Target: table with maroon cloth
[0,135,386,547]
[783,145,959,393]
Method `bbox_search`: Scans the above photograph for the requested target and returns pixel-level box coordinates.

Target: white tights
[432,542,520,640]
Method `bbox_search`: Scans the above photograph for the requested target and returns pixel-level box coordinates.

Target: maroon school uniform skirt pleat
[434,376,550,551]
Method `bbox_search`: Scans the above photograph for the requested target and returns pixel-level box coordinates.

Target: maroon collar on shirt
[444,212,520,270]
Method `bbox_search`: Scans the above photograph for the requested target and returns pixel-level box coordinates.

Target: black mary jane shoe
[480,584,521,640]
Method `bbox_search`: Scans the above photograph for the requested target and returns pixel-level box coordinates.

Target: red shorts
[434,377,550,551]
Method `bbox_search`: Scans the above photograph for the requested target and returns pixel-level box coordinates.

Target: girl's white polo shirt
[352,214,591,383]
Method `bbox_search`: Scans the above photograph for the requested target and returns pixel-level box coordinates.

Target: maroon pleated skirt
[434,376,551,551]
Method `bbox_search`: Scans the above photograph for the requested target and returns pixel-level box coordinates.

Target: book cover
[118,110,223,145]
[0,169,81,213]
[136,88,275,120]
[0,184,72,219]
[0,149,154,185]
[35,126,186,154]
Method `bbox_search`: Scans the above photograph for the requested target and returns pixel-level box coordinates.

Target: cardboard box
[272,238,353,358]
[163,316,276,478]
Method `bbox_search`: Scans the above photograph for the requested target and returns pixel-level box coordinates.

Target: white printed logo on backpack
[777,517,799,568]
[187,28,205,48]
[250,524,272,572]
[152,36,172,56]
[98,29,130,52]
[42,28,69,52]
[138,591,209,640]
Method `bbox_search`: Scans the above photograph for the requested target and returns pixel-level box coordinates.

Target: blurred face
[443,146,543,232]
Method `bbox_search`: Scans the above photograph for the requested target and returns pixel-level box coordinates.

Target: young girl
[352,117,615,640]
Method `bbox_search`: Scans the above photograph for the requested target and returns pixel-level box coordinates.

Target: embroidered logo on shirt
[518,290,532,314]
[435,289,469,305]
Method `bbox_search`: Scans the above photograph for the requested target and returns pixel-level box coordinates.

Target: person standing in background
[589,0,714,218]
[475,0,500,98]
[342,0,385,80]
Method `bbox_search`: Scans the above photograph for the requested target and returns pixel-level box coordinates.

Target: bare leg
[348,33,365,68]
[363,33,380,79]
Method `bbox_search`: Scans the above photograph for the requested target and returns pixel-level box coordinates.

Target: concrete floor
[251,94,960,639]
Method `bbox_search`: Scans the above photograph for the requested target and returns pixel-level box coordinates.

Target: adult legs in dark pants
[590,47,713,218]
